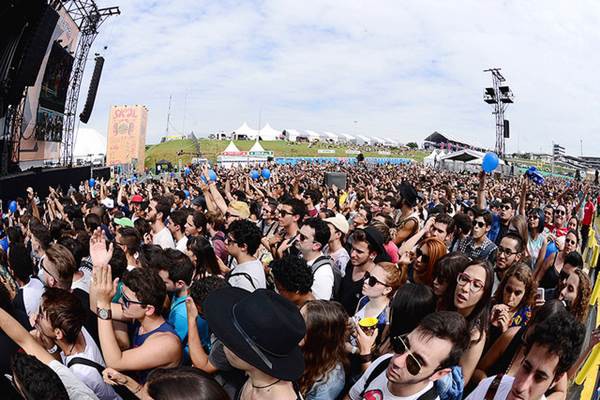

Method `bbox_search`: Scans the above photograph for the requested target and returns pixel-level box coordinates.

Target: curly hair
[270,255,313,294]
[298,300,349,396]
[494,262,536,312]
[122,268,167,315]
[568,268,591,324]
[227,219,262,255]
[189,276,230,310]
[525,312,585,376]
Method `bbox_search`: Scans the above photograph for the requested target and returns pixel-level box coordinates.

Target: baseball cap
[324,213,349,235]
[114,217,134,228]
[131,194,143,203]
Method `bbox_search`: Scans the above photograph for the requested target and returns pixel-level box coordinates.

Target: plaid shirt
[458,235,497,262]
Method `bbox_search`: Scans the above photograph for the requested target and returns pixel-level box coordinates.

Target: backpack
[311,255,342,300]
[67,357,137,400]
[226,271,256,290]
[359,355,438,400]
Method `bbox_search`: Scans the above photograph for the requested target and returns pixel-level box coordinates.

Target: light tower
[483,68,514,158]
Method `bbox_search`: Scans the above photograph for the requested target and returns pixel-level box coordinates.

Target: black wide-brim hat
[203,287,306,381]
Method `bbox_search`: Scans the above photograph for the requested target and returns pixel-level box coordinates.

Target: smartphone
[536,288,545,301]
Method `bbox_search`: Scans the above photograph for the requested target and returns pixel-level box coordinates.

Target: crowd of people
[0,160,598,400]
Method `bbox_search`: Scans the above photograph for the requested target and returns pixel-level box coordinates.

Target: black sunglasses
[415,248,430,264]
[278,209,292,217]
[391,335,422,375]
[364,271,390,287]
[501,204,512,210]
[497,246,517,256]
[121,293,146,309]
[555,210,566,216]
[474,220,486,228]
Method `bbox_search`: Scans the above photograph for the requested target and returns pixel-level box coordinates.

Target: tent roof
[439,149,484,162]
[223,141,241,153]
[356,135,371,142]
[249,140,266,153]
[340,133,355,140]
[234,122,259,137]
[259,123,280,140]
[286,129,305,137]
[74,128,107,156]
[306,130,322,138]
[372,136,386,144]
[323,131,339,139]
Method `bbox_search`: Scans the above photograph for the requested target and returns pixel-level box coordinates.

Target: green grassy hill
[144,139,427,166]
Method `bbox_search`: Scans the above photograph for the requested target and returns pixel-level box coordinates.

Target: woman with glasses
[441,259,494,385]
[432,252,471,309]
[549,204,569,237]
[351,262,402,345]
[535,229,579,290]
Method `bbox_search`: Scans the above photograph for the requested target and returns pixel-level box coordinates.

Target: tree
[406,142,418,149]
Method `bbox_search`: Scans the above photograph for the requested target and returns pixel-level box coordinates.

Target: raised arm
[477,171,487,210]
[0,306,55,365]
[185,298,218,373]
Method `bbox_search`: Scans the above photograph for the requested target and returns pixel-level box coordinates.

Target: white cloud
[79,0,600,155]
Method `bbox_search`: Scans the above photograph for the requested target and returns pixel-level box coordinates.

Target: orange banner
[106,105,147,172]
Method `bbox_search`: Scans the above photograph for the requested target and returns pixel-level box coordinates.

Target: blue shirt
[168,294,188,342]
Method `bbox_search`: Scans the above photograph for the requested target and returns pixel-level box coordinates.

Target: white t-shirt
[48,359,99,400]
[71,268,92,293]
[327,246,350,277]
[465,374,546,400]
[153,226,175,249]
[22,277,45,317]
[175,236,188,253]
[306,255,334,300]
[349,354,439,400]
[61,329,120,400]
[228,259,266,292]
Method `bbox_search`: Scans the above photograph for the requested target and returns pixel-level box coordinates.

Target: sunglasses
[391,335,422,376]
[555,210,566,216]
[497,246,517,256]
[298,233,312,242]
[121,293,145,309]
[278,209,292,217]
[415,248,430,264]
[364,271,390,287]
[527,214,539,220]
[501,204,512,211]
[474,220,486,228]
[457,272,484,293]
[565,238,577,246]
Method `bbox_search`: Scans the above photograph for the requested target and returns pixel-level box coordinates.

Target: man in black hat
[204,287,306,400]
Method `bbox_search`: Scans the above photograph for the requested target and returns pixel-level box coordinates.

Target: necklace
[251,379,281,390]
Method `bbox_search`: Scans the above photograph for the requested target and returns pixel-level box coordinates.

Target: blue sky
[77,0,600,155]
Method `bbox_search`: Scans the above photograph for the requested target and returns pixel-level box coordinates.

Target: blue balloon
[8,201,17,213]
[0,237,8,252]
[481,152,499,173]
[261,168,271,179]
[183,190,190,198]
[208,170,217,182]
[184,167,191,176]
[89,178,95,187]
[250,170,260,180]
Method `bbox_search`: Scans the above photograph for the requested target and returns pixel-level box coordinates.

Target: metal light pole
[484,68,514,158]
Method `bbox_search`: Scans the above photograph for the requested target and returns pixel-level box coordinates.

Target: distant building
[106,105,148,173]
[423,131,488,153]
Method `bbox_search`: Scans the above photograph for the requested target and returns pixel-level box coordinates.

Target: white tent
[285,129,306,142]
[423,150,439,167]
[339,133,356,143]
[306,130,322,142]
[356,135,371,145]
[372,136,387,145]
[258,123,281,141]
[384,138,400,147]
[233,122,259,140]
[249,140,266,153]
[74,128,107,157]
[323,131,339,142]
[222,141,241,154]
